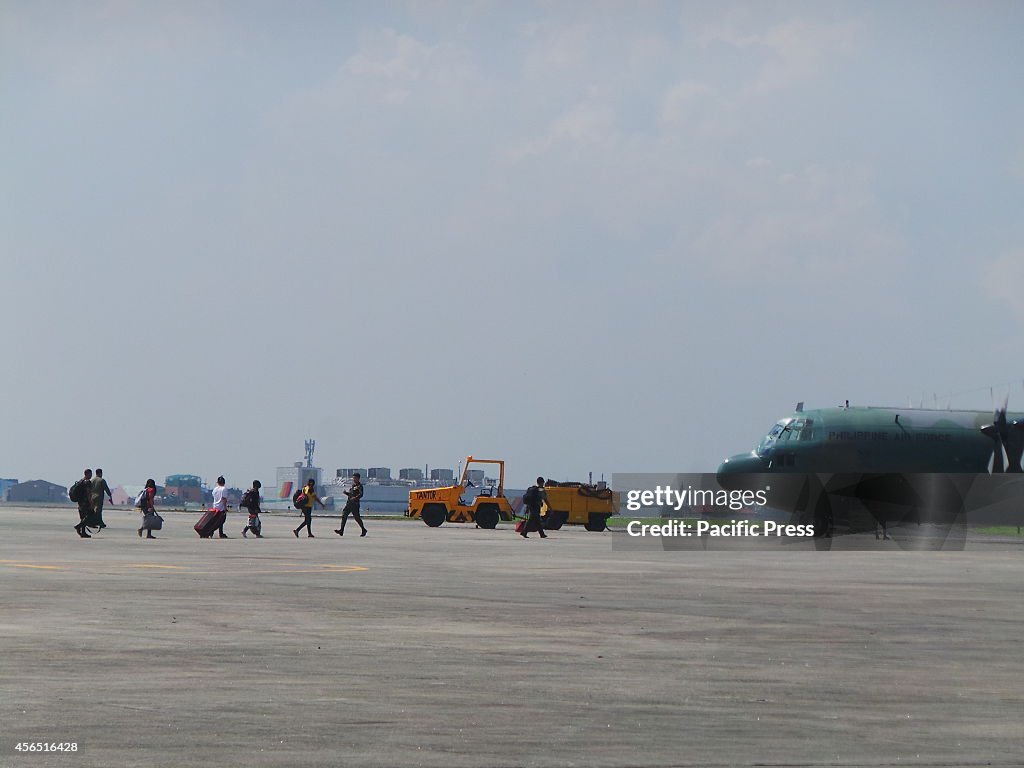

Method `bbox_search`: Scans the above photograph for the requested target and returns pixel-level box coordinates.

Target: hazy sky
[3,1,1023,489]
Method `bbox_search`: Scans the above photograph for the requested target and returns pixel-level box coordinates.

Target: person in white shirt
[212,475,229,538]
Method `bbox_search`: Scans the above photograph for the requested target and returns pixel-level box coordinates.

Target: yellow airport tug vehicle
[407,456,515,529]
[540,482,619,532]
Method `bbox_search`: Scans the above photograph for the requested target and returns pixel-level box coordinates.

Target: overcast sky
[2,1,1023,489]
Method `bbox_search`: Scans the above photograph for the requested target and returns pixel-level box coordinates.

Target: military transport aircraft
[718,401,1024,475]
[716,399,1024,543]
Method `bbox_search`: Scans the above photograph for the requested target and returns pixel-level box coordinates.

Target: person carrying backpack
[69,469,94,538]
[520,476,549,539]
[241,480,263,538]
[293,479,325,538]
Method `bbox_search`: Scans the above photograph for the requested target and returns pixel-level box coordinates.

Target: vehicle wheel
[544,511,567,530]
[475,504,500,529]
[421,504,448,527]
[584,513,609,532]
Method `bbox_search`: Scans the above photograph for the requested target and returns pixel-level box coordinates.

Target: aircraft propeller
[981,398,1024,473]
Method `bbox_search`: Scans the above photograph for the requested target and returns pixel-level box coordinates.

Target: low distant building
[7,480,68,503]
[466,469,485,485]
[367,467,391,481]
[0,478,18,501]
[399,468,424,482]
[164,474,203,503]
[337,468,367,480]
[430,468,455,484]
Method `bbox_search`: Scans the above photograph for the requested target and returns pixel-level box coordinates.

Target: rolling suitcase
[514,518,539,534]
[194,508,226,538]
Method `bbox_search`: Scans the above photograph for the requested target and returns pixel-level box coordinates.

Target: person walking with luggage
[212,476,229,538]
[241,480,263,538]
[334,472,367,537]
[137,479,159,539]
[520,477,549,539]
[71,468,94,538]
[293,478,324,538]
[90,468,113,530]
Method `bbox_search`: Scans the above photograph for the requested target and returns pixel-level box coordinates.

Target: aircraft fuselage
[718,406,1020,476]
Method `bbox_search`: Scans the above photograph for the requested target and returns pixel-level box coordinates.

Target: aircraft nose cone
[717,453,768,489]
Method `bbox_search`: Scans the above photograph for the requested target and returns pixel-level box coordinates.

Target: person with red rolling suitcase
[211,476,230,538]
[195,476,230,538]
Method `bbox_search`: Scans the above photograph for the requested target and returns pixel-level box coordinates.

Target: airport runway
[3,506,1024,767]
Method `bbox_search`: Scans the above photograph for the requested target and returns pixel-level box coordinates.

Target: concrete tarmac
[2,505,1024,767]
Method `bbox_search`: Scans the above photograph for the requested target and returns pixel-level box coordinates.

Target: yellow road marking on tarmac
[185,565,369,575]
[280,563,369,571]
[122,564,184,569]
[6,563,65,570]
[265,565,368,574]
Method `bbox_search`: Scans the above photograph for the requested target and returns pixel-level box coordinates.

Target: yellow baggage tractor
[407,456,515,529]
[540,481,619,532]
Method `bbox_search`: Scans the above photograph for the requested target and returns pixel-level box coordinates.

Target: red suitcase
[514,519,539,534]
[194,509,226,538]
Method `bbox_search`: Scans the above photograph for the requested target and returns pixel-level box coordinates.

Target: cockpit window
[779,419,803,442]
[756,419,792,456]
[778,418,815,442]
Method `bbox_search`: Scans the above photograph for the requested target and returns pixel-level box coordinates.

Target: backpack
[68,480,84,503]
[135,490,147,508]
[523,485,540,508]
[241,488,257,511]
[293,489,307,508]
